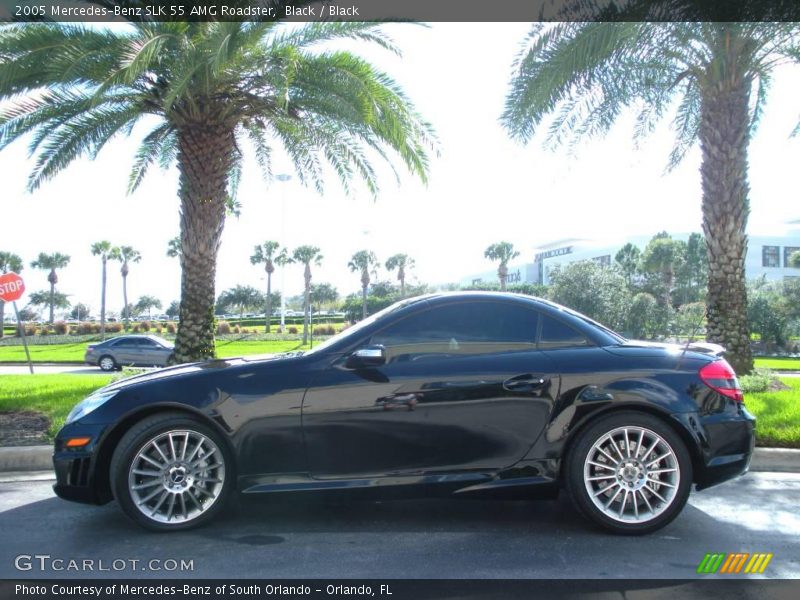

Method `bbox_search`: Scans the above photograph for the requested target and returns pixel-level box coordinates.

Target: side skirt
[239,471,559,500]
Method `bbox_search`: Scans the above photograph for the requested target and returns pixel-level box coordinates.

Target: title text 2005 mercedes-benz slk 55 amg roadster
[53,292,755,534]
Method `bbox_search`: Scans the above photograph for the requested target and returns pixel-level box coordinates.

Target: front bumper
[52,424,113,506]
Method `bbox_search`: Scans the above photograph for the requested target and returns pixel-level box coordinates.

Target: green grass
[754,357,800,370]
[214,340,310,357]
[745,378,800,448]
[0,374,114,437]
[0,339,312,363]
[0,341,89,362]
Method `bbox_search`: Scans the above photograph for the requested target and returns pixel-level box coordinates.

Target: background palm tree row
[90,242,141,338]
[0,244,143,339]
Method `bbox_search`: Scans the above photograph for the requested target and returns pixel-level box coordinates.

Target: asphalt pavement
[0,472,797,579]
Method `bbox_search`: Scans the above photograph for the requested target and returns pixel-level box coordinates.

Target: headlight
[65,390,118,425]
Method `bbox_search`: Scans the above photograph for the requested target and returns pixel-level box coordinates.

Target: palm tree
[30,252,70,324]
[0,22,434,364]
[0,251,23,339]
[290,246,323,345]
[166,237,181,259]
[385,253,415,298]
[109,246,141,331]
[349,250,379,320]
[90,241,113,340]
[135,295,163,320]
[641,235,686,312]
[502,22,800,373]
[614,243,642,289]
[484,242,520,291]
[250,241,281,333]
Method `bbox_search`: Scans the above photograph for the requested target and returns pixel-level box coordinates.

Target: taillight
[699,359,743,402]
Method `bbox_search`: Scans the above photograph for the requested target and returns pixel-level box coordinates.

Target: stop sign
[0,272,25,302]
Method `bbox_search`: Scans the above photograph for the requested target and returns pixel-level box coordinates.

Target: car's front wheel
[566,411,692,535]
[110,412,232,531]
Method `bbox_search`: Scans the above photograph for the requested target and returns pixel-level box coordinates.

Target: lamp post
[276,173,292,332]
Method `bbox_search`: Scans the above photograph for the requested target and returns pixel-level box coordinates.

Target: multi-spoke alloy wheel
[583,426,679,523]
[567,411,692,535]
[128,430,226,524]
[98,356,116,371]
[111,413,232,531]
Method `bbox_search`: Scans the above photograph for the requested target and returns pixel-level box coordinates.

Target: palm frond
[128,122,173,193]
[28,103,144,190]
[269,21,406,56]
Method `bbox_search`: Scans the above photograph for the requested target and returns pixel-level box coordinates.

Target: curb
[748,447,800,473]
[0,445,798,474]
[0,445,52,472]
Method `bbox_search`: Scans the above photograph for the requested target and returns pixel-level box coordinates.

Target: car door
[135,338,168,366]
[302,300,560,479]
[110,338,138,365]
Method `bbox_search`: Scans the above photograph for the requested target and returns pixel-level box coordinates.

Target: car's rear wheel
[110,412,232,531]
[566,411,692,535]
[98,355,117,371]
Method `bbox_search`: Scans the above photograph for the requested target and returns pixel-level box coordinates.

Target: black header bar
[2,0,800,23]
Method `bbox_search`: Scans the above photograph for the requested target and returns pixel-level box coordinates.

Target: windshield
[305,296,427,354]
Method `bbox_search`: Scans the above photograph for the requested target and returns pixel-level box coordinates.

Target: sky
[2,22,800,318]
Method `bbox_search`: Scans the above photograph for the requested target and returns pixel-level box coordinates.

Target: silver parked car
[84,335,174,371]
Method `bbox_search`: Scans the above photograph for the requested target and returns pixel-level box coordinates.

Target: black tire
[565,411,693,535]
[98,355,117,372]
[110,411,234,532]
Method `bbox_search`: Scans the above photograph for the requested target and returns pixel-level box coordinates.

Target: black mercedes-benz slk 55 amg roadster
[53,292,755,534]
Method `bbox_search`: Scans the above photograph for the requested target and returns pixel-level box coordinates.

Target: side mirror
[346,345,386,369]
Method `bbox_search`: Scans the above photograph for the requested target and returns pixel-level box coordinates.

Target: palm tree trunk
[498,264,508,292]
[100,256,107,341]
[122,274,129,331]
[663,267,673,311]
[699,77,754,375]
[49,280,55,324]
[265,273,272,334]
[302,264,311,345]
[361,285,368,319]
[171,125,234,364]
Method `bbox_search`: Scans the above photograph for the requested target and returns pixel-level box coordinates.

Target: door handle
[376,393,418,411]
[503,374,547,392]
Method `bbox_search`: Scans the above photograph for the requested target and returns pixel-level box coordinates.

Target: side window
[137,339,157,347]
[539,314,590,349]
[370,302,539,362]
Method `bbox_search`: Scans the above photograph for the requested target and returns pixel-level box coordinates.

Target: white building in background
[460,221,800,287]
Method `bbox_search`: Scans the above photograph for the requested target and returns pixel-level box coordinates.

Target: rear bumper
[674,404,756,491]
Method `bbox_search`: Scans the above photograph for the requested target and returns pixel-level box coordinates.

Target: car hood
[97,352,305,393]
